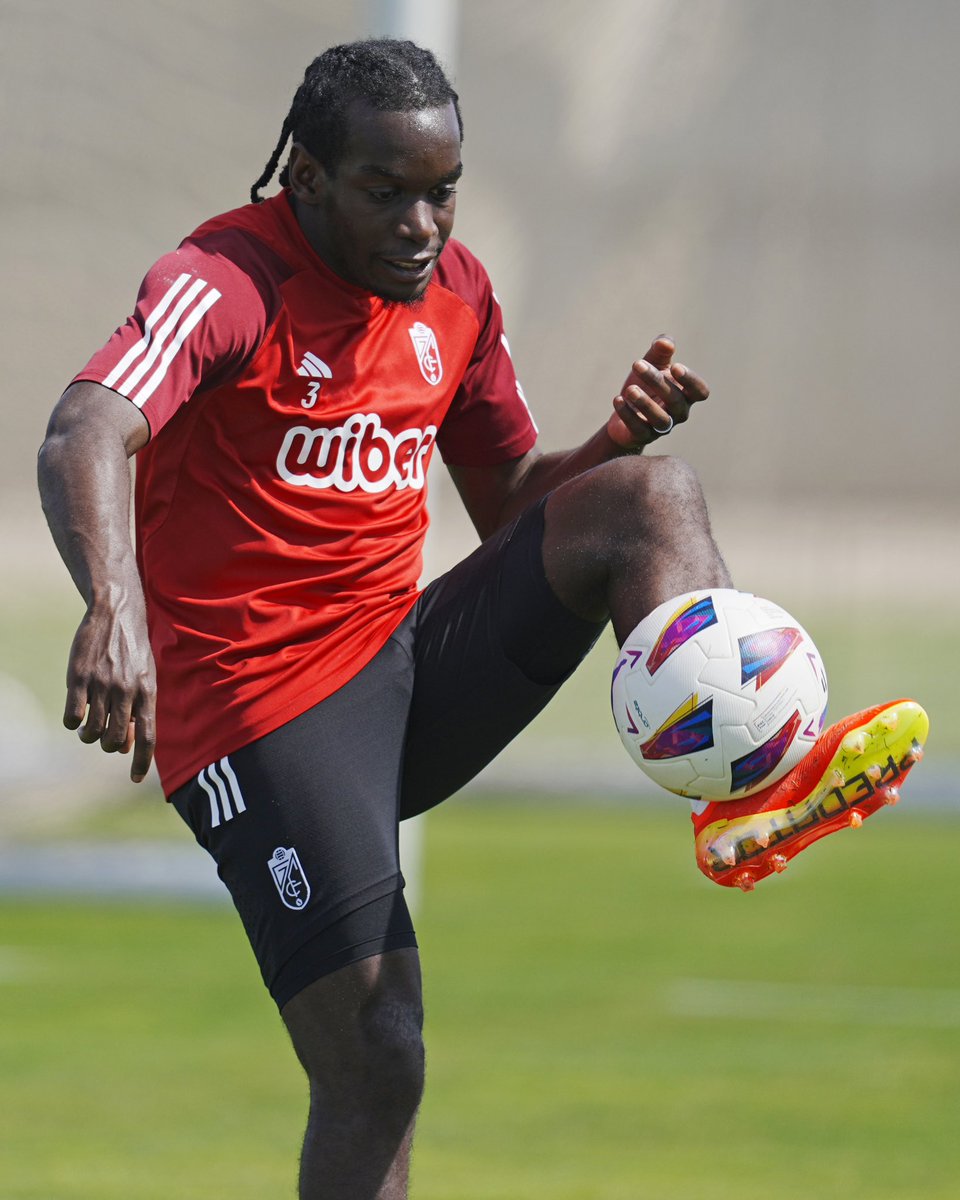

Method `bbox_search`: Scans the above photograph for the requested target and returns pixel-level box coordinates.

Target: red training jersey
[73,191,537,794]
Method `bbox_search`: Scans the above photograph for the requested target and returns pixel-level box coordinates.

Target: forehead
[338,100,461,173]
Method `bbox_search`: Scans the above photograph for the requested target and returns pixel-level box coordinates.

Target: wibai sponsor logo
[276,412,437,494]
[268,847,311,910]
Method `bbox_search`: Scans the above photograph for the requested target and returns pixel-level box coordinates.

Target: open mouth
[380,256,435,283]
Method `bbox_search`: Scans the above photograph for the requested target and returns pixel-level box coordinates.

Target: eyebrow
[357,163,463,183]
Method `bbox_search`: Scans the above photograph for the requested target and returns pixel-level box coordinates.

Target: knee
[557,454,709,549]
[356,988,426,1109]
[285,956,425,1115]
[598,453,706,516]
[327,987,424,1105]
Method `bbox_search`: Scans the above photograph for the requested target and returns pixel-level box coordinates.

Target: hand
[63,598,157,783]
[606,336,710,450]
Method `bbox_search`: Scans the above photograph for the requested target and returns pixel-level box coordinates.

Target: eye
[367,188,398,203]
[430,185,457,204]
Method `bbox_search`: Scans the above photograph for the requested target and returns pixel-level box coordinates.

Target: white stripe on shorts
[197,756,246,828]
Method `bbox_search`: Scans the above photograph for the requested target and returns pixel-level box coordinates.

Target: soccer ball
[611,589,828,801]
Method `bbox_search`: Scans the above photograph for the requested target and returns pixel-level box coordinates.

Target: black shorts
[170,497,605,1009]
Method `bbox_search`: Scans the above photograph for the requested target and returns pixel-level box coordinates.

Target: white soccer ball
[611,589,828,801]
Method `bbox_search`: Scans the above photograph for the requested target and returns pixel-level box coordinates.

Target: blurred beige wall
[3,0,958,603]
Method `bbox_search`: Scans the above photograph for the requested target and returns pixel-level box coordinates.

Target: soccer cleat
[692,699,929,891]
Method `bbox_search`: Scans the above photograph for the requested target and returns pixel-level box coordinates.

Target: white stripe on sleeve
[131,286,221,407]
[116,277,208,397]
[102,273,192,389]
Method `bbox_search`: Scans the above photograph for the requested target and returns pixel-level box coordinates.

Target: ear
[287,143,329,205]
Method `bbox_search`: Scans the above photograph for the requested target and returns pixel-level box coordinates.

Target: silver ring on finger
[651,415,674,436]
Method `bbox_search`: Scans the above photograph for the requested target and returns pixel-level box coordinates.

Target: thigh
[170,629,419,1008]
[401,498,606,818]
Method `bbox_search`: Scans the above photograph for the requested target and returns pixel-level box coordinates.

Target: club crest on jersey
[408,321,442,385]
[268,846,311,911]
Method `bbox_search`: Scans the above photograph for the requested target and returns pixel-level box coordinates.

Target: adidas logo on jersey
[297,352,333,379]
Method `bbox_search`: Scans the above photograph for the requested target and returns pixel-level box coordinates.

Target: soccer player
[38,39,927,1199]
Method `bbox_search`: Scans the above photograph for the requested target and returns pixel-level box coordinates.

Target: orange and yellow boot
[692,699,929,891]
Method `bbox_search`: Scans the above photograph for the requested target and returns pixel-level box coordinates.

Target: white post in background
[366,0,461,913]
[368,0,459,70]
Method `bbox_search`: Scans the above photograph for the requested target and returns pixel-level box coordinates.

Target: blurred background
[1,3,958,1197]
[3,0,958,818]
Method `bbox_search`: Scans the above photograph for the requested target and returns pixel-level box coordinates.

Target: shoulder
[125,240,274,347]
[431,240,507,344]
[185,193,304,279]
[127,211,296,335]
[432,238,495,309]
[173,195,299,297]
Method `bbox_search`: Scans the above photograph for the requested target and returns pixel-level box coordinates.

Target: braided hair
[250,38,462,204]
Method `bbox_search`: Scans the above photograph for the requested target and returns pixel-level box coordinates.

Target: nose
[397,199,438,245]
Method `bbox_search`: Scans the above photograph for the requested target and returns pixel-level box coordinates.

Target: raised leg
[541,453,732,642]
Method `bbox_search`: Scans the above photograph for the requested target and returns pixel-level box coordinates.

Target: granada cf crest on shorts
[268,846,311,910]
[408,321,443,385]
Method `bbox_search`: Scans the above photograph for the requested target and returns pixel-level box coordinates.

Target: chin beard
[380,243,445,309]
[382,290,428,311]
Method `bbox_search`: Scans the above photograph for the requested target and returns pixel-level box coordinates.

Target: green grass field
[2,800,958,1199]
[4,594,958,761]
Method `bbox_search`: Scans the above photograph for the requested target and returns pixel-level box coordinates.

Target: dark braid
[249,116,293,205]
[250,38,462,204]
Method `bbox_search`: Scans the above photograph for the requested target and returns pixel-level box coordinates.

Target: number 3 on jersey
[297,351,333,408]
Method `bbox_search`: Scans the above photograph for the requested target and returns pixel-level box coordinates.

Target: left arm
[449,336,709,539]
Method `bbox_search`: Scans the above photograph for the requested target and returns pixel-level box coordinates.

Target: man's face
[291,100,462,303]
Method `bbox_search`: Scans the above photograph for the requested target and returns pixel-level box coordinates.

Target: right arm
[37,381,156,782]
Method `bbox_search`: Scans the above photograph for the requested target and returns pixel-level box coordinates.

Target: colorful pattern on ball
[645,594,717,676]
[729,709,803,792]
[640,695,715,760]
[611,589,829,801]
[738,627,804,688]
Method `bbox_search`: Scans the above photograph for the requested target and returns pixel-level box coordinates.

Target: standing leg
[171,632,425,1199]
[282,949,425,1200]
[540,453,731,642]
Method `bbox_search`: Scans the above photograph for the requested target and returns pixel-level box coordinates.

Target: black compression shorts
[170,497,605,1009]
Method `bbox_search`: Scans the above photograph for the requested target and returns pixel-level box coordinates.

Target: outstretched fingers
[63,611,157,783]
[65,679,156,783]
[670,361,710,405]
[614,361,674,441]
[129,700,157,783]
[643,335,676,371]
[607,335,712,452]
